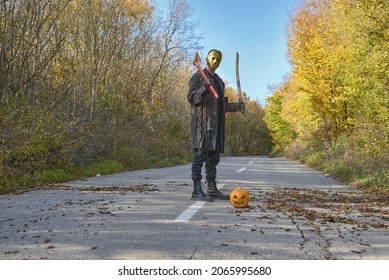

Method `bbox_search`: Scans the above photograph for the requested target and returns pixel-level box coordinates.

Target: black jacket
[187,69,241,154]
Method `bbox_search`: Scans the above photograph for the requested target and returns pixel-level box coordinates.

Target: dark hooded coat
[187,68,241,155]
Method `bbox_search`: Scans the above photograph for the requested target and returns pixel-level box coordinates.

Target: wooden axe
[193,52,219,99]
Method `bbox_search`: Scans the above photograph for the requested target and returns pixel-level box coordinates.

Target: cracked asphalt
[1,156,388,260]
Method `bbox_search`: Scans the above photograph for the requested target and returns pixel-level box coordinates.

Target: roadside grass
[297,145,389,191]
[0,160,124,195]
[0,155,192,195]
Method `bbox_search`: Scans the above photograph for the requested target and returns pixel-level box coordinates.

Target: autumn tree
[0,0,272,193]
[264,83,297,154]
[265,0,389,188]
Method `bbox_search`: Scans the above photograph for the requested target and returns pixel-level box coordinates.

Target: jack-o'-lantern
[230,188,250,208]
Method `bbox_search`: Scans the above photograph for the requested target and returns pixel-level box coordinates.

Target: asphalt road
[1,156,388,260]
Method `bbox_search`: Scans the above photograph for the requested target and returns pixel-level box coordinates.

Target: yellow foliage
[266,0,389,187]
[123,0,153,23]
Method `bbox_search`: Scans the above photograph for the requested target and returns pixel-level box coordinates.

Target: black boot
[191,180,213,202]
[207,180,230,200]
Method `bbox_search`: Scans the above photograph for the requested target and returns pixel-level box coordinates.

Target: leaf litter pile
[60,183,160,193]
[260,187,389,230]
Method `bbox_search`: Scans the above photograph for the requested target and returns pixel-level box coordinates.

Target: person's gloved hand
[201,77,213,87]
[200,77,214,101]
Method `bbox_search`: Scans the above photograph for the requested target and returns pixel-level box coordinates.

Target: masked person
[187,49,245,201]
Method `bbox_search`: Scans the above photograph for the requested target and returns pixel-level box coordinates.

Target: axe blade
[235,51,245,114]
[192,51,219,99]
[193,52,201,65]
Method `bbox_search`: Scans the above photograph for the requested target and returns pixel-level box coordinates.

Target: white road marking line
[174,184,225,222]
[236,167,246,173]
[174,201,206,222]
[236,159,255,173]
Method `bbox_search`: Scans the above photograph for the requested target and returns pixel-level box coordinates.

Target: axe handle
[194,61,219,99]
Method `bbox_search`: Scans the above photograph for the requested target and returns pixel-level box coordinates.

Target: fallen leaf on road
[4,251,18,255]
[351,249,366,254]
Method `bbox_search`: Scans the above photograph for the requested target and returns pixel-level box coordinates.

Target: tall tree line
[0,0,270,191]
[265,0,389,188]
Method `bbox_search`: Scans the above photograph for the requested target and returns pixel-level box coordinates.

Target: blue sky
[155,0,300,104]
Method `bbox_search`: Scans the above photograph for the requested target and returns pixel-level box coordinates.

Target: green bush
[34,169,72,183]
[80,160,125,177]
[305,151,325,167]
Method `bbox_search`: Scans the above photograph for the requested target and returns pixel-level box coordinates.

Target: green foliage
[264,91,297,153]
[305,151,325,167]
[34,169,73,183]
[0,160,125,195]
[81,161,125,177]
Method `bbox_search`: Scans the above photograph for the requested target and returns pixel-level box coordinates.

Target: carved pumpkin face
[230,188,250,208]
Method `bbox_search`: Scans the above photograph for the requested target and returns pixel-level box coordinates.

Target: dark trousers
[191,130,221,182]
